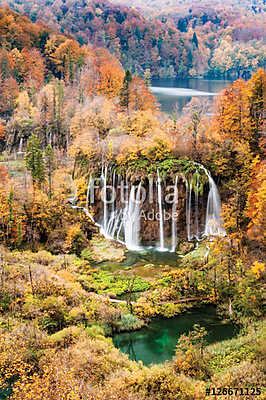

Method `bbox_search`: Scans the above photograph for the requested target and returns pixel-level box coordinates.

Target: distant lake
[151,78,232,114]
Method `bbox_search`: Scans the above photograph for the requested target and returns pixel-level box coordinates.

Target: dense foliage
[0,3,265,399]
[3,0,266,78]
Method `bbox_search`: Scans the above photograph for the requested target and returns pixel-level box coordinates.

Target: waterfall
[86,177,91,209]
[103,170,117,239]
[96,175,143,250]
[111,209,122,238]
[101,165,108,235]
[18,138,23,153]
[124,183,142,251]
[171,175,178,252]
[70,161,225,252]
[157,170,167,251]
[186,180,192,241]
[68,182,95,224]
[204,174,225,237]
[195,173,199,240]
[84,177,95,222]
[112,170,116,215]
[116,178,127,242]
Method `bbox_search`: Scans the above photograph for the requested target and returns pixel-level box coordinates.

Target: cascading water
[171,175,178,252]
[102,165,108,234]
[195,173,199,240]
[18,138,23,153]
[204,173,225,237]
[186,180,192,241]
[71,162,225,252]
[124,183,142,251]
[86,177,92,209]
[157,170,167,251]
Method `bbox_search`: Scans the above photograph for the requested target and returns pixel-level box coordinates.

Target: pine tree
[0,49,12,80]
[144,68,151,88]
[8,188,14,224]
[192,32,199,49]
[119,70,132,111]
[26,134,46,188]
[45,144,55,199]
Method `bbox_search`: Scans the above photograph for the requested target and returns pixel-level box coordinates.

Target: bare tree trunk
[28,265,35,295]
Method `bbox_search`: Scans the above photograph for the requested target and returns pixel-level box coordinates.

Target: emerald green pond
[113,307,238,366]
[93,248,181,272]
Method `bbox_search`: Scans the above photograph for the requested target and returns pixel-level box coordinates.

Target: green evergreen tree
[144,68,151,88]
[192,32,199,49]
[8,188,14,224]
[17,221,23,247]
[119,70,132,111]
[45,144,55,199]
[26,134,46,188]
[0,49,12,80]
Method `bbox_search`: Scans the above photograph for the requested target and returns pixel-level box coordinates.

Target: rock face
[90,175,208,249]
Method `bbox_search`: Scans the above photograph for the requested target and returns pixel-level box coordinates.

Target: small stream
[113,306,238,366]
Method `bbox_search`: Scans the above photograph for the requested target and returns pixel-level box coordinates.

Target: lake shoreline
[112,305,239,366]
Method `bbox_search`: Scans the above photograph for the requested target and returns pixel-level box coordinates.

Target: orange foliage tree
[94,48,124,98]
[245,160,266,242]
[129,77,158,112]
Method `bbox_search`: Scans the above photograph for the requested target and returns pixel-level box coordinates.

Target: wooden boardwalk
[108,296,209,305]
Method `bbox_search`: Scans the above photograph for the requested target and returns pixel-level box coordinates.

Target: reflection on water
[113,307,238,366]
[151,87,216,97]
[93,249,181,272]
[151,78,232,114]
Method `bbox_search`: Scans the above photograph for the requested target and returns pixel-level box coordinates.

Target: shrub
[48,326,83,347]
[211,360,265,389]
[133,296,158,319]
[173,328,210,379]
[174,347,210,380]
[67,306,90,325]
[0,291,11,313]
[122,365,206,400]
[158,303,183,318]
[116,313,144,332]
[64,223,88,256]
[29,250,55,265]
[39,296,67,333]
[22,294,41,319]
[85,325,105,339]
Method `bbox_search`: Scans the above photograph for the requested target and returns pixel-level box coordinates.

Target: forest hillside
[1,0,265,78]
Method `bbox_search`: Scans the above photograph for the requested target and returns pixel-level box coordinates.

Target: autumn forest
[0,0,265,399]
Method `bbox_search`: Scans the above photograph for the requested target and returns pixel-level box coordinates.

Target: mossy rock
[143,264,154,268]
[176,241,196,256]
[82,234,126,263]
[179,243,208,268]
